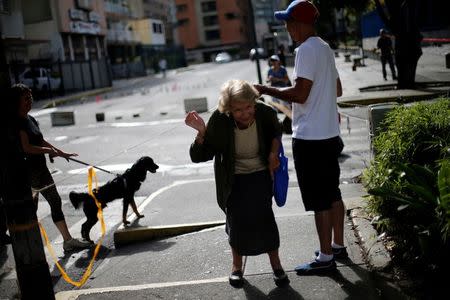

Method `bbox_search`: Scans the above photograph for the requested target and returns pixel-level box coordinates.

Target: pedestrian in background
[377,29,397,81]
[254,0,347,275]
[158,58,167,78]
[12,84,91,252]
[267,54,291,106]
[277,44,287,67]
[185,80,289,288]
[267,54,292,133]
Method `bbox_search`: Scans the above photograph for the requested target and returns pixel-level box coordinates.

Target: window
[22,0,52,24]
[225,12,238,20]
[178,18,189,26]
[176,4,187,12]
[203,15,218,26]
[152,23,163,34]
[205,29,220,41]
[201,1,216,13]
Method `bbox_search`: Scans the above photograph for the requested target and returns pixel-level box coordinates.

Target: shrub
[363,98,450,265]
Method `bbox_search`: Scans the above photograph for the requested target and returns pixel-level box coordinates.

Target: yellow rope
[39,167,105,287]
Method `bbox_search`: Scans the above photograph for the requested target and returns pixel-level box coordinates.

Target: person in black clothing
[377,29,397,81]
[11,84,91,252]
[277,44,287,67]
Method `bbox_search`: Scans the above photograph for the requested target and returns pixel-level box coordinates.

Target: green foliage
[364,98,450,264]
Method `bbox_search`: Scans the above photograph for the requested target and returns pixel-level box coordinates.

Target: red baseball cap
[274,0,319,24]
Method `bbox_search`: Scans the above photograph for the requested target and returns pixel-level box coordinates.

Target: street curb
[41,87,114,109]
[113,221,225,247]
[345,196,391,271]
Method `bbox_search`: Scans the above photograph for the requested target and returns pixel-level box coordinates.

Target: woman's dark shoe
[273,269,290,287]
[229,270,244,288]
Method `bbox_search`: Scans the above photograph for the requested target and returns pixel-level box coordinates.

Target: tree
[374,0,422,89]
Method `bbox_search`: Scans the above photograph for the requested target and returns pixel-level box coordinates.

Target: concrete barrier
[96,113,105,122]
[367,102,398,158]
[50,111,75,126]
[344,53,351,62]
[114,220,225,247]
[184,97,208,113]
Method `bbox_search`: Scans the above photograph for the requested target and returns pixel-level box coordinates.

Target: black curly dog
[69,156,159,242]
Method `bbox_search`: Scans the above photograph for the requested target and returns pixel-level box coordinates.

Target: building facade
[1,0,107,64]
[1,0,111,95]
[175,0,248,63]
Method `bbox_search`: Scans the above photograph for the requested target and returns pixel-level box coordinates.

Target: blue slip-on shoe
[314,247,348,260]
[295,259,337,275]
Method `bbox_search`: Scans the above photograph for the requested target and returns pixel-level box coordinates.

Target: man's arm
[255,77,313,104]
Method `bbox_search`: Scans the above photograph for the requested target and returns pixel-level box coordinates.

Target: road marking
[54,136,68,141]
[124,178,215,227]
[85,118,185,128]
[30,107,58,117]
[69,136,99,145]
[68,162,213,175]
[49,196,147,272]
[55,276,229,299]
[42,179,214,278]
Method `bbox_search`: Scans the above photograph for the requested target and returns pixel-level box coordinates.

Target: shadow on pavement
[110,239,176,258]
[242,278,304,299]
[330,259,406,300]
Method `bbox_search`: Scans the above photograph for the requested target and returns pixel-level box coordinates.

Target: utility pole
[248,0,262,84]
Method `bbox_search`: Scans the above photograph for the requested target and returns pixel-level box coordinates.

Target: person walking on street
[11,84,91,252]
[158,58,167,78]
[277,44,287,67]
[185,80,289,288]
[254,0,347,275]
[267,54,291,106]
[377,29,397,81]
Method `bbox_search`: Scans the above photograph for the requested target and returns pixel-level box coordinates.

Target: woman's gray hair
[218,80,259,113]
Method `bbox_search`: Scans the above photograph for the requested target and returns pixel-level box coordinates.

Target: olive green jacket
[189,101,282,212]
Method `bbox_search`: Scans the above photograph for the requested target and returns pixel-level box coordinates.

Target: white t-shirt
[292,36,340,140]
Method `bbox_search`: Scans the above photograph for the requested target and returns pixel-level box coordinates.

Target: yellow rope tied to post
[39,167,105,287]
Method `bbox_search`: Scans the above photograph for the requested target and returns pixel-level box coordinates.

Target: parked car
[215,52,232,63]
[19,67,61,91]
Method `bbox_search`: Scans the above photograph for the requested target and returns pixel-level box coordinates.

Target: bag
[273,139,289,207]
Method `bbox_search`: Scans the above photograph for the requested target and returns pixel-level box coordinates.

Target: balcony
[105,2,130,19]
[106,29,140,44]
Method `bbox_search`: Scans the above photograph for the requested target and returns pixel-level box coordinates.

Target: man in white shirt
[254,0,347,275]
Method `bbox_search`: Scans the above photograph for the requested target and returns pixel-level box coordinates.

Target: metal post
[248,0,262,84]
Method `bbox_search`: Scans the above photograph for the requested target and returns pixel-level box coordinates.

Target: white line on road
[67,162,213,175]
[55,276,228,299]
[124,178,215,227]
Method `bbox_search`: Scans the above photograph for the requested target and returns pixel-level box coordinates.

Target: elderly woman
[11,84,90,252]
[185,79,289,287]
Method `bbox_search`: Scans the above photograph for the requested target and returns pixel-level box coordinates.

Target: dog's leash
[37,157,120,193]
[67,157,119,176]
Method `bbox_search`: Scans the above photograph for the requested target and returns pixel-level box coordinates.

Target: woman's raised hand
[185,111,206,135]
